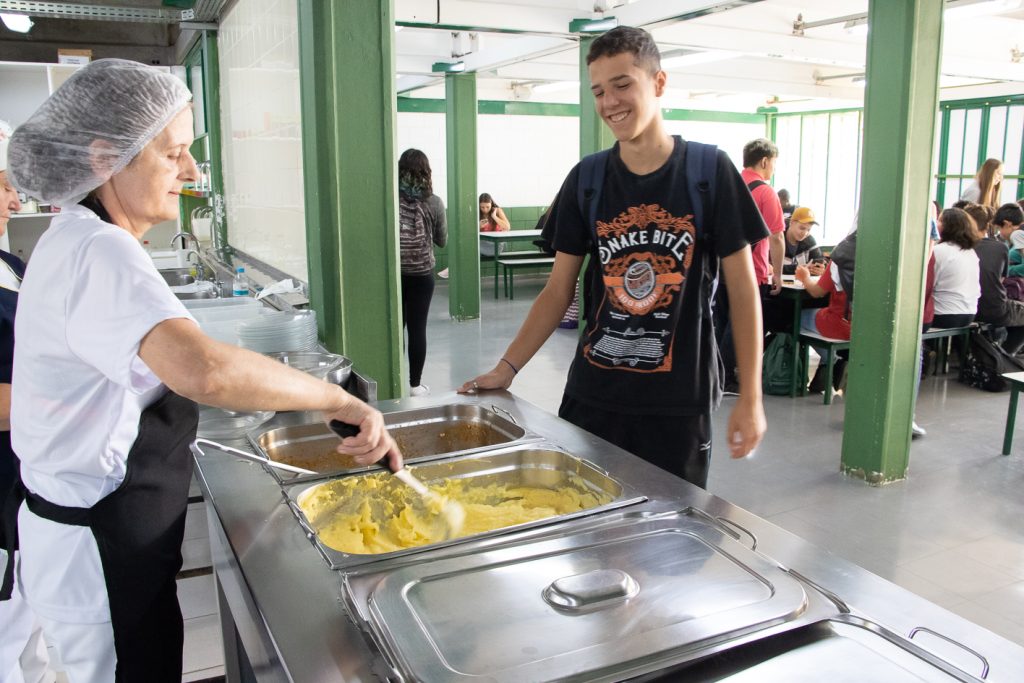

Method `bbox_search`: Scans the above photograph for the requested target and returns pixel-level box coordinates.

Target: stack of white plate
[237,310,318,353]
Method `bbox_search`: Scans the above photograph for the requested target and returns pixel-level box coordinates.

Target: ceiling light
[945,0,1022,19]
[843,18,869,35]
[661,49,739,69]
[532,80,580,94]
[431,61,466,73]
[0,12,33,33]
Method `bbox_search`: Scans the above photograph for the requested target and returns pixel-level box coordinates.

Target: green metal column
[201,30,227,250]
[445,72,480,321]
[297,0,405,398]
[578,36,616,156]
[841,0,943,483]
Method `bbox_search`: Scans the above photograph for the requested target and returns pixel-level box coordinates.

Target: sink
[159,267,195,286]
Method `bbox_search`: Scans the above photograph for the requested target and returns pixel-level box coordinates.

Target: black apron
[0,252,24,585]
[2,389,198,682]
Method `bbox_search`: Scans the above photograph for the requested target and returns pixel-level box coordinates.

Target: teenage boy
[459,26,768,489]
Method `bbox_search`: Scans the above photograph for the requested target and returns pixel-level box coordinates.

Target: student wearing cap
[782,207,824,276]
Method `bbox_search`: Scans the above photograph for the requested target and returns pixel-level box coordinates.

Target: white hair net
[7,59,191,205]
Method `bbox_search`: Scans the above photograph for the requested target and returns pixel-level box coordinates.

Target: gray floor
[419,276,1024,646]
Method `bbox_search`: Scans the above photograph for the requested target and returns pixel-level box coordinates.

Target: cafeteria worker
[1,59,401,682]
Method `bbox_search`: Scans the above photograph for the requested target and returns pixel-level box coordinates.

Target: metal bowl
[267,351,352,383]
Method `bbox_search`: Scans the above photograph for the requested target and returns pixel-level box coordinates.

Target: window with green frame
[771,109,863,245]
[936,97,1024,208]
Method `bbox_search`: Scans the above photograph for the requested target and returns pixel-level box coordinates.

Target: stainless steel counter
[192,391,1024,682]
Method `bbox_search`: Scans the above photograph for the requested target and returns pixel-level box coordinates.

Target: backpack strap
[746,179,768,192]
[684,140,718,240]
[576,148,611,239]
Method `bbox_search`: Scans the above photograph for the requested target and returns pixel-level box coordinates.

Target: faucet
[185,250,205,281]
[171,231,200,251]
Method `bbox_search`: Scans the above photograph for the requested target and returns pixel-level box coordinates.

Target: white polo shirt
[12,203,195,623]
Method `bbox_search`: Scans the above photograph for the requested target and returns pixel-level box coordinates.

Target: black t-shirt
[783,233,823,274]
[544,137,768,415]
[975,237,1009,319]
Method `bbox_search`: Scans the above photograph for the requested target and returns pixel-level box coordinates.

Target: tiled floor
[52,273,1024,681]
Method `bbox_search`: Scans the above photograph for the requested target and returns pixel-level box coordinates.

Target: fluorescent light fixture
[431,61,466,73]
[569,17,618,34]
[843,18,869,35]
[661,49,739,69]
[532,80,580,95]
[0,12,33,33]
[946,0,1022,19]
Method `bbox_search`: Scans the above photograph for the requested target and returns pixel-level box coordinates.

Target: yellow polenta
[300,473,609,554]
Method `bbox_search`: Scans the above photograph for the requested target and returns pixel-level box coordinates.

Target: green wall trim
[298,0,405,398]
[841,0,944,483]
[478,100,579,117]
[662,109,765,124]
[445,73,482,320]
[941,94,1024,109]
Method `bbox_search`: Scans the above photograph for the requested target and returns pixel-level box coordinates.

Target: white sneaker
[410,384,430,397]
[911,421,926,438]
[437,268,449,279]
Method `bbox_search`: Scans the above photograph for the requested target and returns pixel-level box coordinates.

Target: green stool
[1002,371,1024,455]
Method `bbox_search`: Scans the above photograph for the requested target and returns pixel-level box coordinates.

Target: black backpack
[959,330,1024,392]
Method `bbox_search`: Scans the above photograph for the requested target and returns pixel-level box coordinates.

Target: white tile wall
[218,0,308,280]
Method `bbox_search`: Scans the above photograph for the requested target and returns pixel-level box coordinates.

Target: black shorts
[557,395,712,489]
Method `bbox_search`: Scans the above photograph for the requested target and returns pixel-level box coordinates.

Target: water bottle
[232,267,248,297]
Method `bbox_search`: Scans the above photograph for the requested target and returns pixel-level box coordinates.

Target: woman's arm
[493,206,511,232]
[139,321,400,467]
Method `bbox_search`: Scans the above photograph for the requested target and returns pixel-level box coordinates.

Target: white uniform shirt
[12,203,195,623]
[932,241,981,317]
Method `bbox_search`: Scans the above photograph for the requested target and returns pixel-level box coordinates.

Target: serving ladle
[328,420,467,539]
[193,437,317,476]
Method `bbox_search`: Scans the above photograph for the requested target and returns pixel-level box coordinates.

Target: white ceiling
[393,0,1024,112]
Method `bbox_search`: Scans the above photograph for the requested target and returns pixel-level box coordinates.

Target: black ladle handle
[328,419,400,473]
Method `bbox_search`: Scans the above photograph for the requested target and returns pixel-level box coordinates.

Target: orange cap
[790,206,818,225]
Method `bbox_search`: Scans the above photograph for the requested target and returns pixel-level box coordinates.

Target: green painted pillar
[445,72,480,321]
[578,36,616,156]
[297,0,405,398]
[201,31,227,250]
[841,0,943,483]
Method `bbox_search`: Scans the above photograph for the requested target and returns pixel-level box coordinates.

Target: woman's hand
[807,261,825,276]
[323,402,403,471]
[457,362,516,394]
[794,264,811,283]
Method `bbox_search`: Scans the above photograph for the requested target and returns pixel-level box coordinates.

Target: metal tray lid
[356,511,809,682]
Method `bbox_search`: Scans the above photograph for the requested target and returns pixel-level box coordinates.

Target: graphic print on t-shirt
[585,204,695,372]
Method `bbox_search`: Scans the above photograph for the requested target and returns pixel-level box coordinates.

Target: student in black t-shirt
[458,27,768,489]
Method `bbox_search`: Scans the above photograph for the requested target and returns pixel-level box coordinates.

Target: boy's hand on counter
[457,362,515,394]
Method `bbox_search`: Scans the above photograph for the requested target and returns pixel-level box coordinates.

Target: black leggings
[401,273,435,386]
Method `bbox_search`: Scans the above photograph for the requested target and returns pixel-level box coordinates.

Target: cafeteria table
[479,229,544,297]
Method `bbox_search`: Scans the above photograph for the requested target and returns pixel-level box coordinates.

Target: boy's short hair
[743,138,779,168]
[994,202,1024,228]
[586,26,661,75]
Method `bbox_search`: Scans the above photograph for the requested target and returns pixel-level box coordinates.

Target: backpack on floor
[958,330,1024,392]
[762,333,805,396]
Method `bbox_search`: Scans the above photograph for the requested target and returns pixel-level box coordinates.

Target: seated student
[931,208,980,329]
[479,192,511,258]
[782,206,825,275]
[778,188,795,227]
[795,256,851,392]
[974,202,1024,354]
